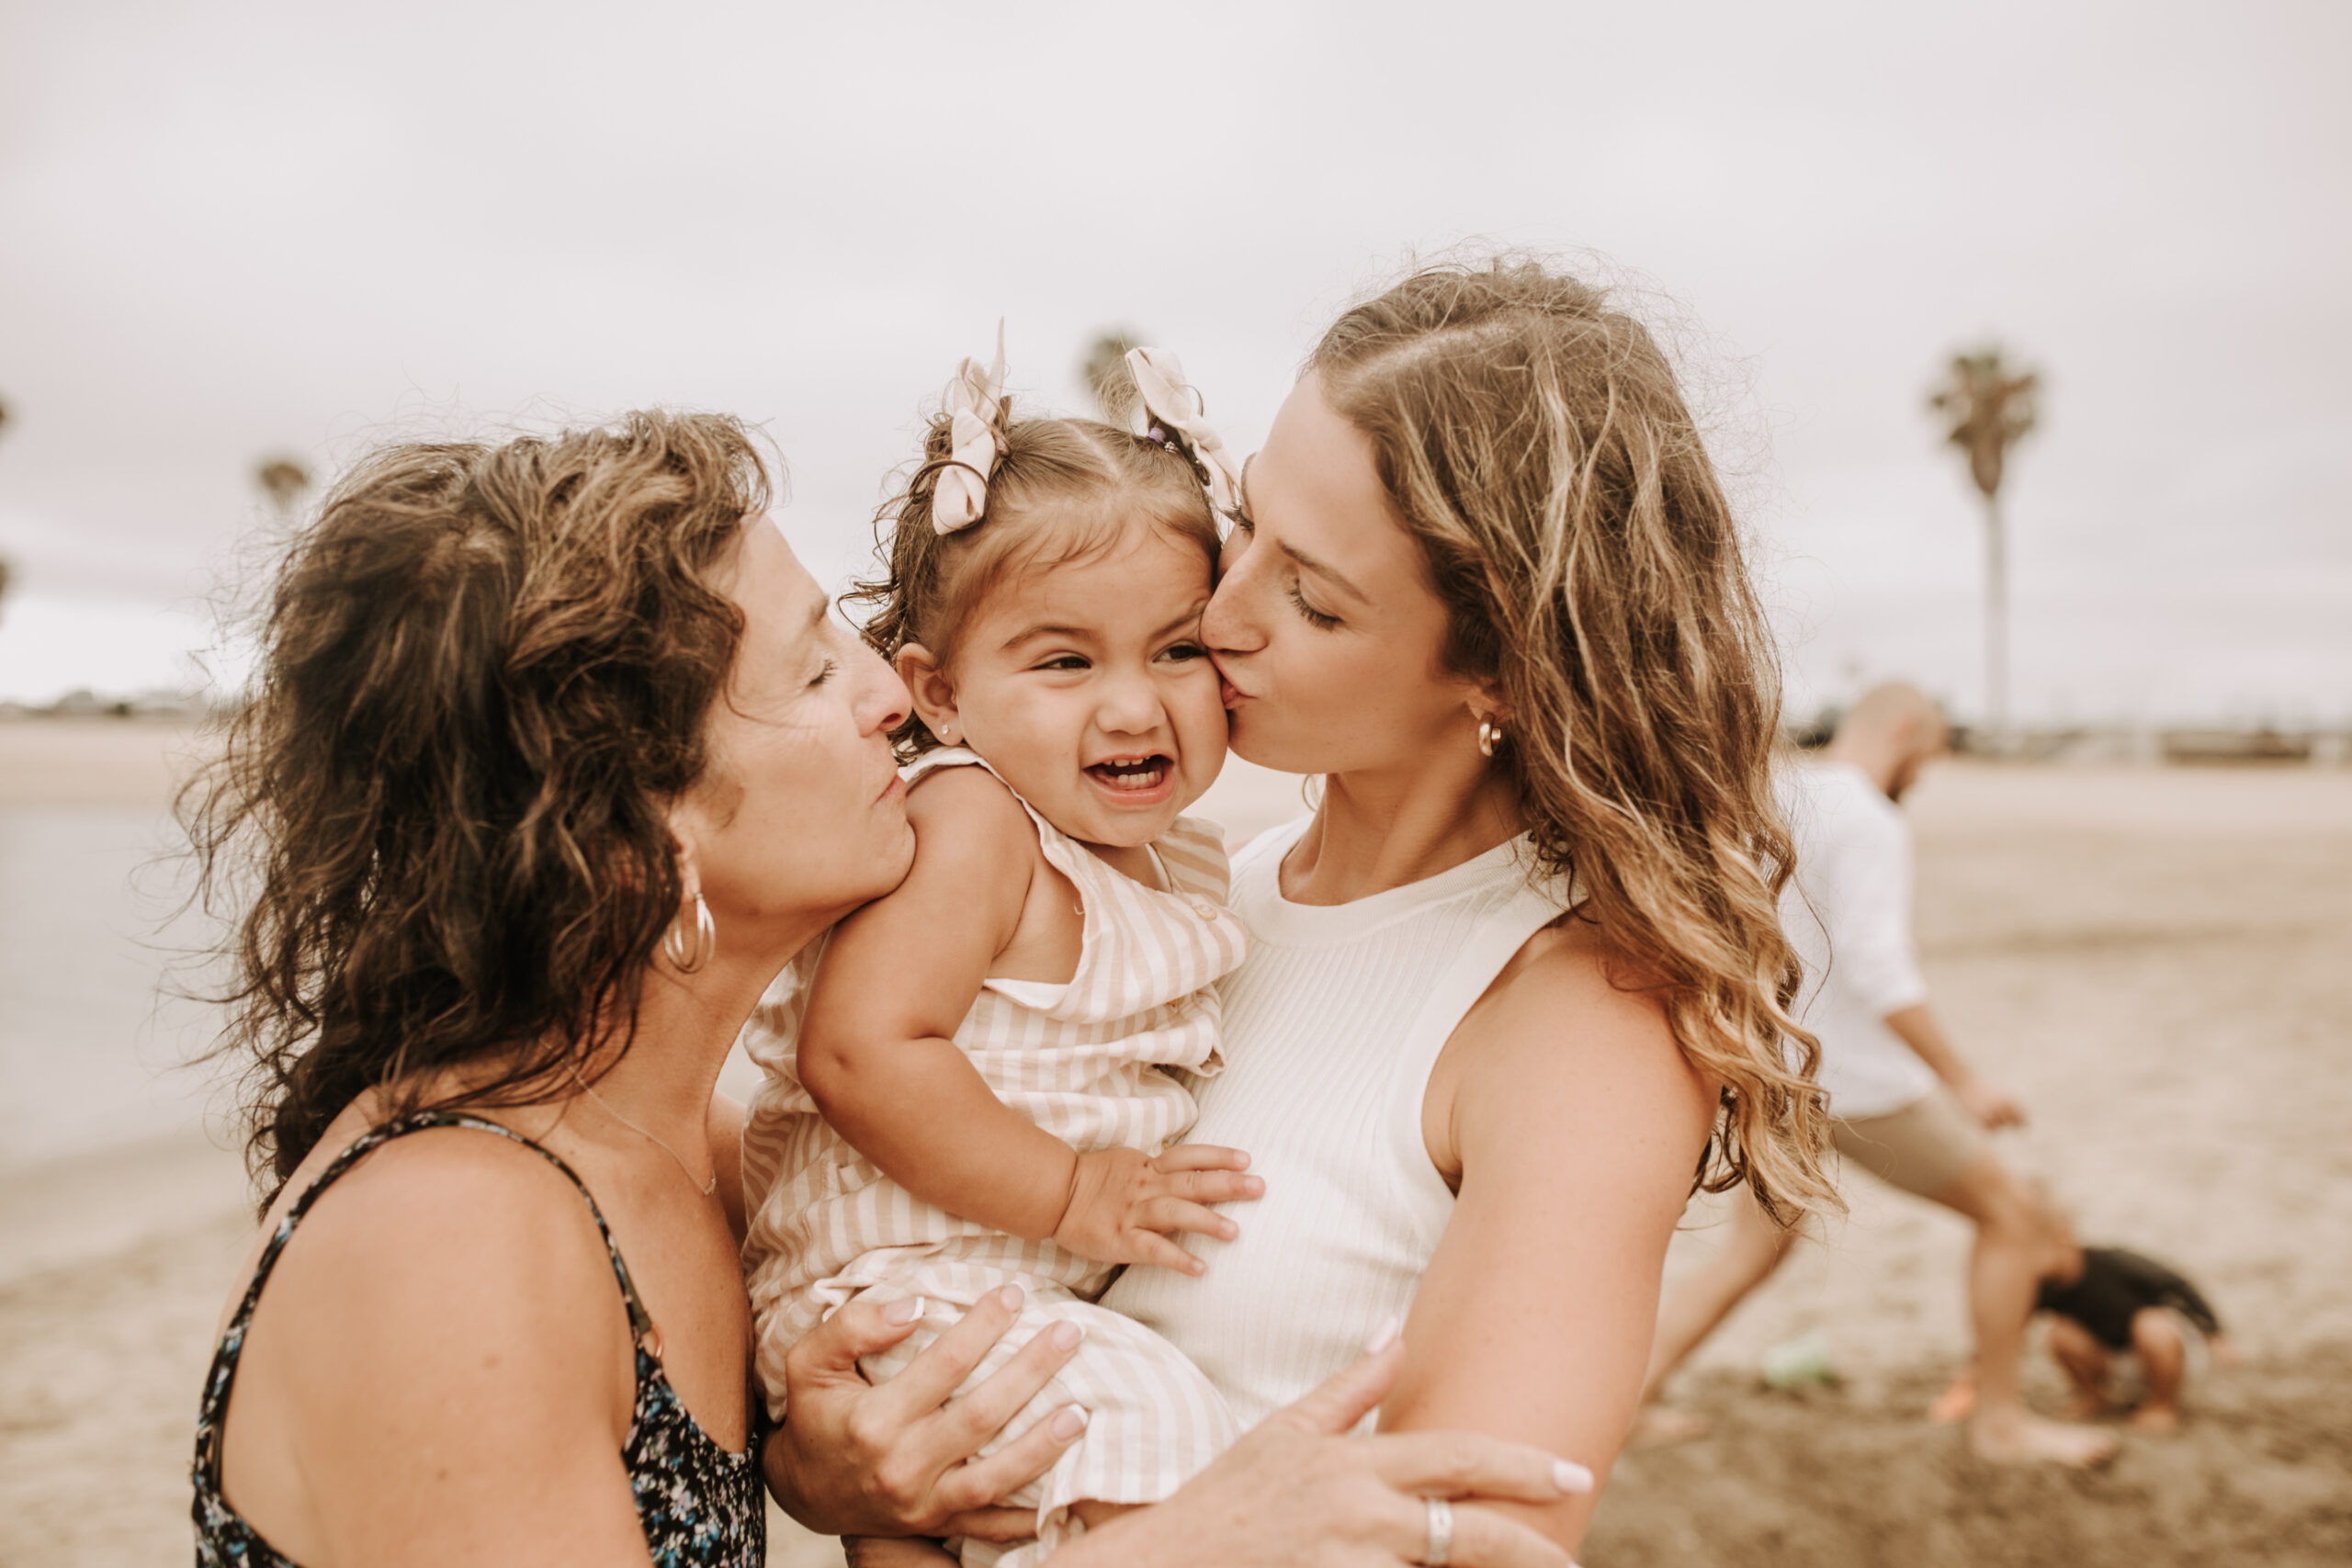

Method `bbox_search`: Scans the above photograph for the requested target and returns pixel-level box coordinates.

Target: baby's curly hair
[845,388,1222,761]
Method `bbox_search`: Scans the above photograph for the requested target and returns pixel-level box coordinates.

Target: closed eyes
[1229,510,1340,628]
[1287,587,1340,630]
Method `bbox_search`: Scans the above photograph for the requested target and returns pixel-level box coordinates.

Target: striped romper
[739,748,1247,1567]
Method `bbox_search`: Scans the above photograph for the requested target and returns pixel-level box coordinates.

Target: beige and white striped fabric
[740,748,1248,1567]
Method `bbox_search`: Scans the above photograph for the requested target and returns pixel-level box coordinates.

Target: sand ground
[0,716,213,809]
[3,728,2347,1564]
[1589,761,2352,1565]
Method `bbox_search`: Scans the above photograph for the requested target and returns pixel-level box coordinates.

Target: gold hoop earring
[662,893,716,974]
[1477,719,1505,759]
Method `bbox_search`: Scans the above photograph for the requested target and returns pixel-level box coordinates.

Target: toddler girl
[739,337,1257,1566]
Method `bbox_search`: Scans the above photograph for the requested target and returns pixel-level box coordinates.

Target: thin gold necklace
[571,1072,717,1197]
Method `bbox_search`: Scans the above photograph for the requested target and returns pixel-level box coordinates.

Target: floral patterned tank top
[191,1112,764,1566]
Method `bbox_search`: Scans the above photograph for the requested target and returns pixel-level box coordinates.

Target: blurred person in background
[1634,682,2117,1465]
[1933,1190,2237,1437]
[184,412,1582,1568]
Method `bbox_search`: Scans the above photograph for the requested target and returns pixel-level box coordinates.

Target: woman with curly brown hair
[185,411,1580,1568]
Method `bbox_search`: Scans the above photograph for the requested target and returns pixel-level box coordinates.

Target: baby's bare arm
[801,767,1261,1260]
[798,770,1081,1239]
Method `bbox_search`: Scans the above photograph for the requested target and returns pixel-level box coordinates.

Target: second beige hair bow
[1125,346,1242,515]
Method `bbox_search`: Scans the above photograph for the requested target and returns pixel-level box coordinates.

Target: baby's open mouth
[1086,755,1171,792]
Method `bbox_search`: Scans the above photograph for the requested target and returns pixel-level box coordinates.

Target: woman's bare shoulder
[1440,918,1713,1168]
[220,1126,650,1560]
[1479,917,1686,1063]
[246,1125,635,1418]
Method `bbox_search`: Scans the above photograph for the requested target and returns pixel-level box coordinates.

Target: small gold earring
[1476,719,1504,759]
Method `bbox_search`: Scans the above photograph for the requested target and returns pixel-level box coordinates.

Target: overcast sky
[1,0,2345,722]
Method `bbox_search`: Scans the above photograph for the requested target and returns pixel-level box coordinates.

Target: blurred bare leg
[2045,1315,2114,1420]
[1930,1156,2118,1466]
[2128,1309,2188,1434]
[1927,1360,1977,1423]
[1630,1191,1800,1444]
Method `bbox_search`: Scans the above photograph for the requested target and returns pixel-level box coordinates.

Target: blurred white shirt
[1777,761,1938,1121]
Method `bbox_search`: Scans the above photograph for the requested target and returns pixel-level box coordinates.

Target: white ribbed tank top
[1101,816,1571,1429]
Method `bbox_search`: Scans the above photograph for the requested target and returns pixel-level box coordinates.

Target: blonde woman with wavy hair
[1091,255,1837,1557]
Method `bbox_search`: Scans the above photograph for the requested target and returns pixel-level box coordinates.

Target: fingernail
[1050,1320,1086,1351]
[1048,1405,1091,1441]
[1243,1178,1265,1196]
[883,1295,926,1325]
[997,1283,1026,1312]
[1363,1314,1403,1354]
[1219,1221,1238,1239]
[1554,1459,1595,1494]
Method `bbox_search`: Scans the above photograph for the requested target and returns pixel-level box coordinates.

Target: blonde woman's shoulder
[1424,918,1708,1190]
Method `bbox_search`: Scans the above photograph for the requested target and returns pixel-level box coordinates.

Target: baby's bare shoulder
[907,760,1023,826]
[901,762,1042,886]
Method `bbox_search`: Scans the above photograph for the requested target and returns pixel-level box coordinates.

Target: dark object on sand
[2036,1247,2222,1351]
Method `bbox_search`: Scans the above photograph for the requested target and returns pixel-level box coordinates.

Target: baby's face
[930,523,1227,850]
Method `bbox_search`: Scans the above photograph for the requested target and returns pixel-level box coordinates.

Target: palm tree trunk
[1983,492,2008,751]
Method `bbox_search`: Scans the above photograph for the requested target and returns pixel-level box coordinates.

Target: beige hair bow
[932,323,1009,535]
[1125,346,1242,515]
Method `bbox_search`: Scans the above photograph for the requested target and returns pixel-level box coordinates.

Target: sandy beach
[1591,761,2352,1565]
[3,725,2347,1564]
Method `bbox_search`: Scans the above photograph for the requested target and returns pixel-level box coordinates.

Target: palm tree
[1929,346,2040,748]
[1078,327,1147,426]
[254,456,311,524]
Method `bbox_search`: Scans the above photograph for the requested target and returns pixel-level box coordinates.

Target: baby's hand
[1051,1145,1263,1273]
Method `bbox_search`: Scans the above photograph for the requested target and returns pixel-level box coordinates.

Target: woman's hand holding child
[775,1299,1589,1568]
